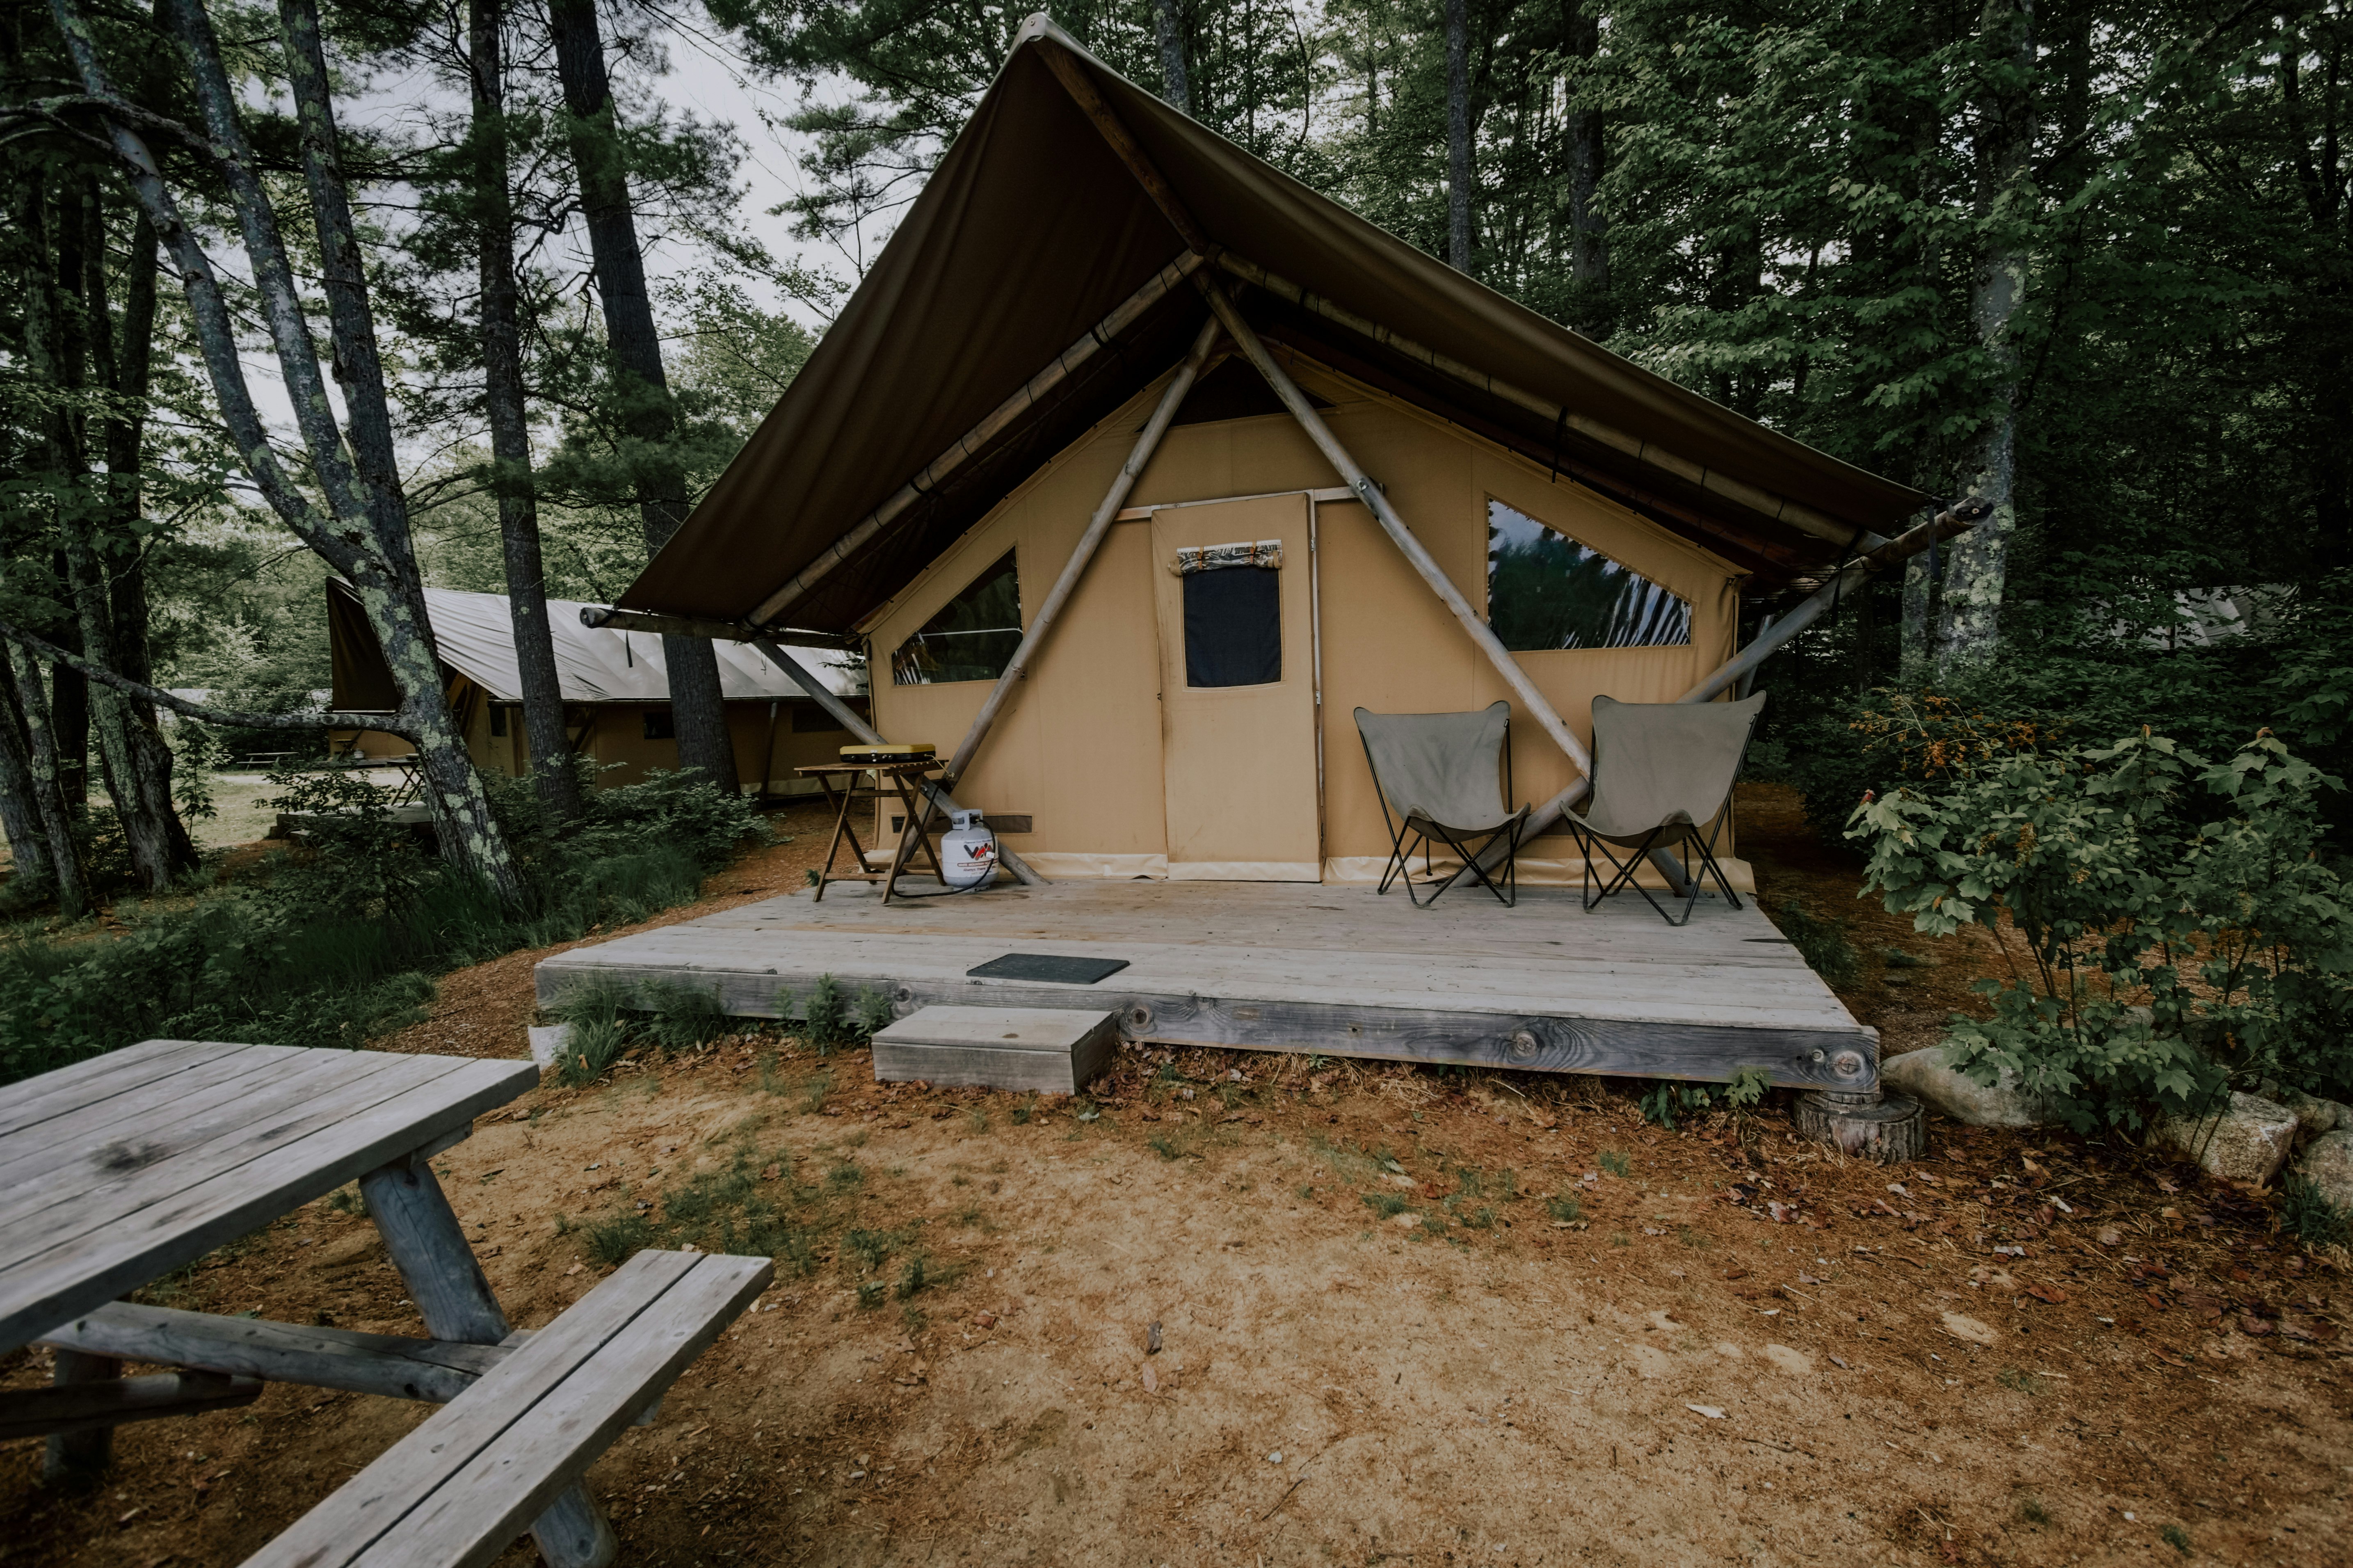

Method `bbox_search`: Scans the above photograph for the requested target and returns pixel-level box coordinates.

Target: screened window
[1183,567,1282,687]
[1485,500,1691,651]
[642,707,675,740]
[891,551,1023,685]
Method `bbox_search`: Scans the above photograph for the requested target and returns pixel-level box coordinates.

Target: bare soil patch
[3,793,2346,1567]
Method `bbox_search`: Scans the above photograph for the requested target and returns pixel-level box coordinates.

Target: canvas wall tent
[602,16,1933,885]
[326,583,866,794]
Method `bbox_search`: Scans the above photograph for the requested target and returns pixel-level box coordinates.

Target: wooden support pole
[7,1369,260,1443]
[752,638,1049,887]
[40,1301,511,1406]
[361,1149,617,1568]
[1680,500,1991,705]
[1198,279,1596,781]
[941,315,1223,789]
[40,1348,119,1484]
[744,252,1208,629]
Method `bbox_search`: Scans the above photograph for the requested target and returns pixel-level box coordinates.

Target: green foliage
[1849,731,2353,1128]
[1363,1192,1410,1218]
[638,981,731,1052]
[0,774,735,1084]
[2280,1175,2351,1250]
[584,1211,651,1266]
[1546,1193,1584,1223]
[1598,1150,1632,1178]
[2161,1525,2192,1558]
[784,973,893,1054]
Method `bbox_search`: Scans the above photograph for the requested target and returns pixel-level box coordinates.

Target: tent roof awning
[326,583,863,711]
[619,16,1924,633]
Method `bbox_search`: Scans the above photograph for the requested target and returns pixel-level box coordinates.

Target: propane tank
[939,810,999,889]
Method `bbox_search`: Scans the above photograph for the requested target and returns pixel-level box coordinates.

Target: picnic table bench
[1,1040,768,1568]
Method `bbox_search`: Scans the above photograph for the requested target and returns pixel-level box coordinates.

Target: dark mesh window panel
[1486,500,1692,651]
[790,702,848,733]
[642,707,676,740]
[892,550,1023,685]
[1183,567,1282,687]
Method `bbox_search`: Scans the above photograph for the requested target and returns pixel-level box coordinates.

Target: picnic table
[0,1040,768,1568]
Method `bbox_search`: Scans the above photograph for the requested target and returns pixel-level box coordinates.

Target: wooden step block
[871,1006,1119,1094]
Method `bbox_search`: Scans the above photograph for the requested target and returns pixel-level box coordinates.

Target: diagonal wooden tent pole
[742,252,1207,630]
[1197,280,1596,782]
[1439,498,1992,894]
[752,637,1050,887]
[941,315,1224,789]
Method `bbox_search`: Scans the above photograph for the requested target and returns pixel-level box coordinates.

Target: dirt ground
[3,789,2347,1568]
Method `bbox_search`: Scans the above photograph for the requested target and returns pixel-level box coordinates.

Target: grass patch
[1546,1194,1584,1223]
[1363,1192,1410,1219]
[2282,1174,2351,1248]
[2016,1495,2050,1527]
[1598,1149,1632,1178]
[2161,1525,2191,1557]
[1996,1367,2047,1395]
[1010,1099,1034,1125]
[585,1211,651,1266]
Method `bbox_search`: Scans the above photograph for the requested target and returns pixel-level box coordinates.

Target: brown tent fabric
[326,580,402,713]
[621,17,1924,632]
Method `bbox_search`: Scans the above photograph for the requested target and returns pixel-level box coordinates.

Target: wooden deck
[535,880,1878,1091]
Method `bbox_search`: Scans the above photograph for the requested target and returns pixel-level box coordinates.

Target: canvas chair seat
[1355,702,1531,907]
[1566,693,1765,924]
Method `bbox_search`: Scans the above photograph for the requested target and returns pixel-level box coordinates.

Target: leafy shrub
[0,762,747,1085]
[1849,731,2353,1128]
[786,974,893,1054]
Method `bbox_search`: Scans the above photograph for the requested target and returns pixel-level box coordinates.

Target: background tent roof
[619,17,1925,633]
[327,583,863,713]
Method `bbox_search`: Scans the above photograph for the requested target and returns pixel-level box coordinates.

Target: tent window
[488,703,507,738]
[642,707,675,740]
[1183,566,1282,688]
[1485,499,1692,651]
[892,551,1022,685]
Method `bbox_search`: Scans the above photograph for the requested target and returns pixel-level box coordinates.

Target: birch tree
[15,0,527,904]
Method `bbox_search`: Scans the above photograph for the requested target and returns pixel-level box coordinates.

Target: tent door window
[1182,566,1282,688]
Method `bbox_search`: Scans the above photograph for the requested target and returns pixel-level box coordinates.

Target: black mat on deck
[966,953,1131,985]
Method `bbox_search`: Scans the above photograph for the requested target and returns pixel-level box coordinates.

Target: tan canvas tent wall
[605,18,1930,885]
[326,584,865,793]
[859,353,1742,884]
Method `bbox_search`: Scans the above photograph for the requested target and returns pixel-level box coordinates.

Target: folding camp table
[796,757,953,906]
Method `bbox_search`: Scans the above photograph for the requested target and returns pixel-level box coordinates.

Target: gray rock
[2255,1082,2349,1141]
[1879,1045,2062,1128]
[2154,1092,2300,1189]
[527,1023,572,1069]
[2292,1130,2353,1211]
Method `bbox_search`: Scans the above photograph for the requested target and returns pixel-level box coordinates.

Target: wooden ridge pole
[742,251,1208,630]
[941,315,1224,789]
[752,637,1049,887]
[1197,279,1595,781]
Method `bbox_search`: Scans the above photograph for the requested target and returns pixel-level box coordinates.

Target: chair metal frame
[1359,713,1530,908]
[1570,706,1761,927]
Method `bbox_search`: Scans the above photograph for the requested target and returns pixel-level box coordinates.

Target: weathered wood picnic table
[0,1039,769,1568]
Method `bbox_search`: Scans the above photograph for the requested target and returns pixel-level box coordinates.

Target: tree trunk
[1900,546,1937,679]
[470,0,579,819]
[68,178,195,889]
[0,639,89,917]
[92,206,199,875]
[1561,0,1608,328]
[1151,0,1190,115]
[548,0,738,791]
[1444,0,1473,272]
[0,671,57,898]
[1936,0,2037,670]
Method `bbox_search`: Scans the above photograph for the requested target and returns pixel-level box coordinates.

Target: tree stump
[1796,1089,1926,1163]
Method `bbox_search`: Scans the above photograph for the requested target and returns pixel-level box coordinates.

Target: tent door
[1151,494,1320,880]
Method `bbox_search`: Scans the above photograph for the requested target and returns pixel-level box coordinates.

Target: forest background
[0,0,2348,1106]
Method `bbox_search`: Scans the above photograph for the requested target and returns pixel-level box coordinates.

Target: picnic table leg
[362,1154,619,1568]
[42,1349,120,1486]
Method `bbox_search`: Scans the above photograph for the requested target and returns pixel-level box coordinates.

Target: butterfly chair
[1566,692,1767,926]
[1354,701,1532,907]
